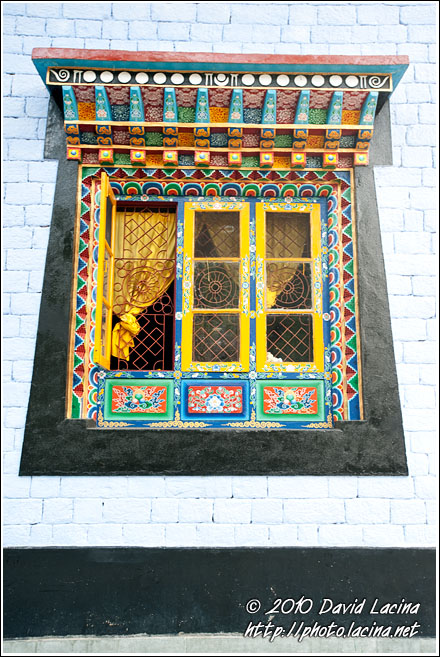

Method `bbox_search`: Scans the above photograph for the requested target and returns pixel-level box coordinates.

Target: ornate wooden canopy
[32,49,408,169]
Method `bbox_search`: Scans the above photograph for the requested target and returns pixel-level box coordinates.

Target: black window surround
[19,96,407,476]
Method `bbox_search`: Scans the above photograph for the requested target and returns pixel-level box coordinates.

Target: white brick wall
[3,2,437,548]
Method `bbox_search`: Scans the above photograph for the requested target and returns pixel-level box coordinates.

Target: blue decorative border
[94,197,331,428]
[181,379,250,423]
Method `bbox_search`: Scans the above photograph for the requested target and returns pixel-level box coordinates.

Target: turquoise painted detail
[95,86,112,121]
[62,86,78,121]
[262,90,277,124]
[195,88,210,123]
[326,91,343,125]
[129,86,144,122]
[359,91,378,125]
[229,89,243,123]
[163,88,178,122]
[294,90,310,124]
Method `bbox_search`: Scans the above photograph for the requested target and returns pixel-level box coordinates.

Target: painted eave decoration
[32,48,408,169]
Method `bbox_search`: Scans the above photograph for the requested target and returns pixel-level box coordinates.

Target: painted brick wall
[3,2,437,548]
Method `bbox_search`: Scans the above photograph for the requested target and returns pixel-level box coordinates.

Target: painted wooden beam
[228,89,243,149]
[62,86,80,145]
[324,91,343,150]
[195,88,210,123]
[163,88,178,122]
[261,89,277,149]
[262,89,277,124]
[129,86,145,146]
[62,86,78,121]
[292,90,309,150]
[94,86,112,145]
[194,88,210,148]
[129,86,145,122]
[95,86,112,121]
[356,91,378,151]
[130,150,147,165]
[163,87,179,147]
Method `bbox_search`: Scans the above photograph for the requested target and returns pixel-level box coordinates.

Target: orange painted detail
[77,102,95,120]
[342,110,361,125]
[210,107,230,122]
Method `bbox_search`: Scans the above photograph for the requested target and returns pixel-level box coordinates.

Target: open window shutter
[94,172,116,369]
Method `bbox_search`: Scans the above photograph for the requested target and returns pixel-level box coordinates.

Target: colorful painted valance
[32,49,408,169]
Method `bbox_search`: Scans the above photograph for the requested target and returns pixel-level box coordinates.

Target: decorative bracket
[292,90,310,150]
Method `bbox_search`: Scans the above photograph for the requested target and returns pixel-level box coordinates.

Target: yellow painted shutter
[255,201,324,373]
[181,201,250,372]
[94,172,116,369]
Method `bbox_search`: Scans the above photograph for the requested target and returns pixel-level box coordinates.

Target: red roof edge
[31,47,410,67]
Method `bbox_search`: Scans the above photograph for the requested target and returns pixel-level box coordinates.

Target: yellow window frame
[181,201,250,372]
[95,171,116,369]
[255,201,324,373]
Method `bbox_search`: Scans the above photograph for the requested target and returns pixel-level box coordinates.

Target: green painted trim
[255,380,325,422]
[34,57,408,75]
[104,378,174,421]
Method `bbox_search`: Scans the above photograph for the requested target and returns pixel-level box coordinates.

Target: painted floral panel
[111,385,168,414]
[187,385,243,414]
[263,385,318,415]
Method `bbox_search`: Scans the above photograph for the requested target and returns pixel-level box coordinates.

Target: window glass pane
[110,207,176,371]
[103,247,110,301]
[266,262,312,310]
[130,303,174,371]
[111,283,175,371]
[116,207,176,260]
[113,259,175,316]
[266,212,310,258]
[105,196,113,246]
[194,211,240,258]
[100,305,108,360]
[266,314,313,362]
[193,261,240,309]
[193,313,239,362]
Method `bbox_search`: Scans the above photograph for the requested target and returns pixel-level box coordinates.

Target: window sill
[20,417,406,476]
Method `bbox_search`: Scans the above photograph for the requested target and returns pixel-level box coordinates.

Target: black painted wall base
[4,548,435,639]
[19,98,408,476]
